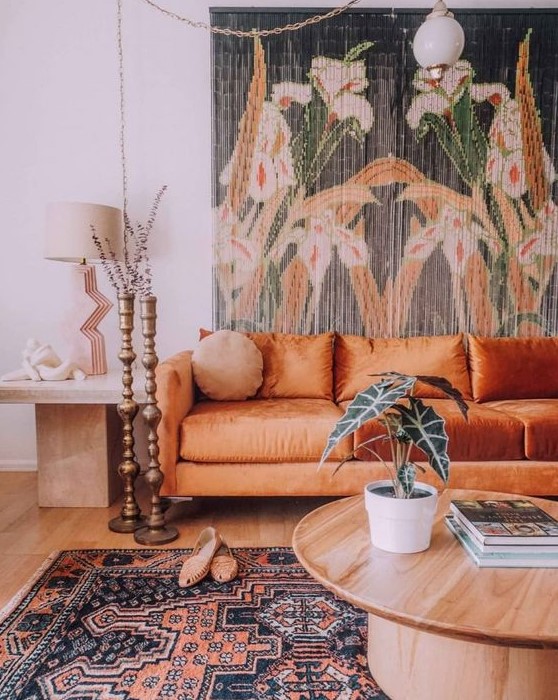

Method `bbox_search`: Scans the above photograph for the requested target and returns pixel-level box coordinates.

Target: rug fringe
[0,550,62,623]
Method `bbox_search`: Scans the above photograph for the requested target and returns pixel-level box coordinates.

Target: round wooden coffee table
[292,489,558,700]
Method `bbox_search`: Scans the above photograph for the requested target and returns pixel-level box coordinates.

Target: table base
[36,404,123,507]
[368,614,558,700]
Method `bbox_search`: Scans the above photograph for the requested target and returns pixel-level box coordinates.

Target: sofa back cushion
[200,330,334,400]
[468,335,558,401]
[252,332,334,400]
[334,334,472,402]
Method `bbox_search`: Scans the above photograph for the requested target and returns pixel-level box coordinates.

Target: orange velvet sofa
[156,333,558,498]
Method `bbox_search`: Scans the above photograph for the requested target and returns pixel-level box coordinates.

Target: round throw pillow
[192,330,264,400]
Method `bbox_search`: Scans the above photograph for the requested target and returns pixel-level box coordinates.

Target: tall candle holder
[109,292,145,533]
[134,295,178,544]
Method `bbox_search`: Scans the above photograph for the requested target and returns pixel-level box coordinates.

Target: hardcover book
[449,499,558,546]
[445,516,558,568]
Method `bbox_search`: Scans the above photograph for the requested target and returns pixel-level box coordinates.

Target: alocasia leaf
[319,375,416,464]
[394,398,451,485]
[397,463,417,497]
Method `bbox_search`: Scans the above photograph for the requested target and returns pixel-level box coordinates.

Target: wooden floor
[0,471,335,611]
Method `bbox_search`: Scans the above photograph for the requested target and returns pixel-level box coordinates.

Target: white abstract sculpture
[1,339,86,382]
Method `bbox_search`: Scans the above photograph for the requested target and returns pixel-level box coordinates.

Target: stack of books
[445,498,558,568]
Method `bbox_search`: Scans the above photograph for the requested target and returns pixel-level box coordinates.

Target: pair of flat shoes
[179,526,238,587]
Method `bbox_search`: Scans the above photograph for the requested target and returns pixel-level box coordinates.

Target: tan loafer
[210,539,239,583]
[179,527,222,587]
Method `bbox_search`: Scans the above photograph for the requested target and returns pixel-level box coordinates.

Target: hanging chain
[116,0,362,211]
[115,0,362,207]
[117,0,128,217]
[139,0,362,37]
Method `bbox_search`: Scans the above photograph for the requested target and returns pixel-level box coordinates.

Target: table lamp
[44,201,122,375]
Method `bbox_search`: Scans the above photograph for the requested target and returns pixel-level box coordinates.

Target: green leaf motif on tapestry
[496,311,547,337]
[264,189,296,256]
[344,116,366,144]
[490,251,510,313]
[343,41,374,64]
[298,91,329,189]
[452,88,488,184]
[267,260,283,307]
[416,113,472,187]
[485,184,509,244]
[303,118,354,189]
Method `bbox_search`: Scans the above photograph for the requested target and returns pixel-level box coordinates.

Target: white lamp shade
[44,201,123,263]
[413,15,465,70]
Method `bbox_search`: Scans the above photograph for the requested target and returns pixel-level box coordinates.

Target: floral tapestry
[210,9,558,337]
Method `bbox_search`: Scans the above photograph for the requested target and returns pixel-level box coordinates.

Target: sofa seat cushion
[334,334,472,402]
[179,398,352,463]
[344,399,525,462]
[485,400,558,460]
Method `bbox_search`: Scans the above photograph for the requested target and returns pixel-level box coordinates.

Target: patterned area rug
[0,548,389,699]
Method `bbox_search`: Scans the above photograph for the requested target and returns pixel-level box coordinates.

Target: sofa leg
[160,497,173,513]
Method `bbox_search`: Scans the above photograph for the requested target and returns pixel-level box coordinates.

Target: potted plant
[320,372,469,553]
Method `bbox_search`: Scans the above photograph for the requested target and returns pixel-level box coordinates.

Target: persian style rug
[0,548,388,700]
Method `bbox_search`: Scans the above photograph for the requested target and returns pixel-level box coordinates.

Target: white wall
[0,0,553,469]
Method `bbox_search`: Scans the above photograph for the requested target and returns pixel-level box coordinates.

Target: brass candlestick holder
[134,295,178,544]
[109,292,145,533]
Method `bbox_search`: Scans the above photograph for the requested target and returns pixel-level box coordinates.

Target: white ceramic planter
[364,480,439,553]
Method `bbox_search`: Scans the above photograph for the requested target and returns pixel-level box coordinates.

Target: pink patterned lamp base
[66,265,113,375]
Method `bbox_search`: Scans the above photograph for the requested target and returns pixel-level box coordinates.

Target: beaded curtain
[210,9,558,337]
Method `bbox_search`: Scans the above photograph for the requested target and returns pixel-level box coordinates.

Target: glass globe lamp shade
[413,12,465,79]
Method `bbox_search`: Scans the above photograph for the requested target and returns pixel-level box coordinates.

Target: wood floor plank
[0,472,335,610]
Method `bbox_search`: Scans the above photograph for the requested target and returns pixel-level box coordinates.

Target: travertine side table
[0,371,146,507]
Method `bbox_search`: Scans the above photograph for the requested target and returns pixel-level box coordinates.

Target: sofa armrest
[156,350,195,493]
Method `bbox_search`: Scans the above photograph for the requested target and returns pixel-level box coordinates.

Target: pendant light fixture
[412,0,465,80]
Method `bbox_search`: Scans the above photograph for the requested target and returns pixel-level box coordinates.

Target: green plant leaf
[394,398,450,484]
[413,375,469,419]
[397,463,417,497]
[319,376,417,465]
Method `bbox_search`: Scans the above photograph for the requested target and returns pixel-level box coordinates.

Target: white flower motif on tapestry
[472,83,556,199]
[271,81,312,110]
[404,204,495,273]
[242,82,316,200]
[517,200,558,265]
[406,61,473,129]
[220,102,295,203]
[487,149,527,199]
[213,203,258,287]
[309,57,374,132]
[275,210,368,289]
[403,223,440,260]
